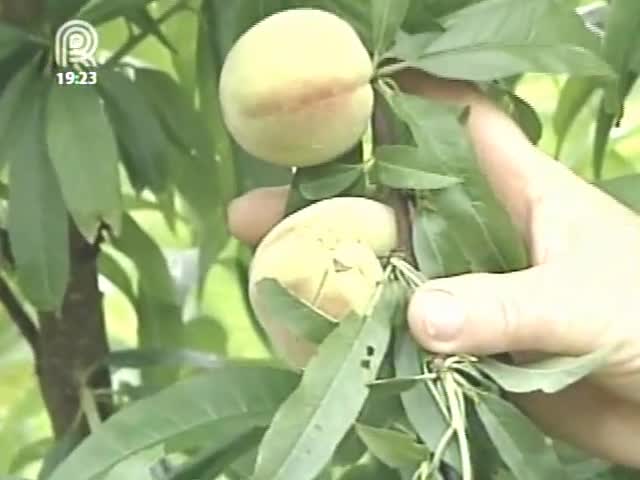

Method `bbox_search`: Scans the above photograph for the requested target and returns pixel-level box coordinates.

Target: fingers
[227,186,289,246]
[516,384,640,468]
[407,266,608,356]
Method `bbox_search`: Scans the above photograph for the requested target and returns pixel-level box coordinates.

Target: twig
[373,92,418,266]
[0,274,39,355]
[104,0,189,68]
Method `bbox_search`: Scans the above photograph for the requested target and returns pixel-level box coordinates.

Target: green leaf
[80,0,153,24]
[38,429,84,480]
[412,207,470,279]
[7,79,70,310]
[592,103,617,180]
[355,423,428,469]
[98,68,169,194]
[0,23,33,62]
[371,0,410,57]
[252,283,399,480]
[375,145,461,190]
[592,0,640,180]
[0,60,39,169]
[98,251,135,304]
[297,162,363,200]
[196,3,237,203]
[553,77,598,158]
[133,68,205,155]
[126,8,177,54]
[394,329,461,471]
[597,174,640,212]
[48,364,299,480]
[184,314,228,355]
[9,438,52,474]
[112,215,176,302]
[402,0,613,81]
[367,375,425,397]
[477,348,611,394]
[500,91,542,146]
[46,0,91,26]
[112,215,182,385]
[600,0,640,114]
[338,459,403,480]
[254,278,337,344]
[95,348,221,372]
[47,84,122,240]
[388,91,527,272]
[477,393,568,480]
[383,30,442,62]
[101,448,163,480]
[166,428,265,480]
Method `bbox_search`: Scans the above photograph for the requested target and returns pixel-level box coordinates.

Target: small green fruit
[219,8,374,167]
[249,197,397,367]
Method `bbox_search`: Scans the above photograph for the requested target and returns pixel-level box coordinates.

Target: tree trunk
[36,221,112,439]
[0,0,43,25]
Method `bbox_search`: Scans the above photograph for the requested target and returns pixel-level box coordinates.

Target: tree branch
[373,91,417,266]
[0,274,39,355]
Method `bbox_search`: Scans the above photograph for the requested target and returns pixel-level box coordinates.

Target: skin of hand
[227,70,640,467]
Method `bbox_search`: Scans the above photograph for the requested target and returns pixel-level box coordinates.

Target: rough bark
[36,221,112,439]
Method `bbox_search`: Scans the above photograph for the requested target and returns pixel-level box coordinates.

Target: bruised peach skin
[249,198,397,367]
[219,9,374,167]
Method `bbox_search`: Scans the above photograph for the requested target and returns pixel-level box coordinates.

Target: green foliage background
[0,0,638,478]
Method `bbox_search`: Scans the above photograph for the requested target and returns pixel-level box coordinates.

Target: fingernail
[410,289,465,341]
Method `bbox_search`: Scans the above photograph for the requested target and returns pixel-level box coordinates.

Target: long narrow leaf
[48,364,299,480]
[252,283,399,480]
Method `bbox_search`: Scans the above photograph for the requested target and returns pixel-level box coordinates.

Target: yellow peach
[249,197,397,367]
[219,9,374,167]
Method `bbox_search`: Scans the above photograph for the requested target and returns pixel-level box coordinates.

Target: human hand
[227,71,640,467]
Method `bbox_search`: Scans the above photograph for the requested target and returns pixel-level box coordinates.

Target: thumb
[407,266,602,356]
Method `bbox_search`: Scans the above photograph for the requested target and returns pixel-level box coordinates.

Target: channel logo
[54,19,99,68]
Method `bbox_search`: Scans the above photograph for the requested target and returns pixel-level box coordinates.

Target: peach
[249,197,397,367]
[219,9,374,167]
